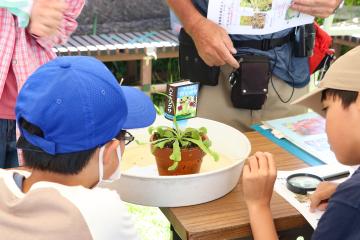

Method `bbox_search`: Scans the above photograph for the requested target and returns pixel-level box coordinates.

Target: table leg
[171,225,183,240]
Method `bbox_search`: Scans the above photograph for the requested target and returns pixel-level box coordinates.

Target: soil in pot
[152,146,205,176]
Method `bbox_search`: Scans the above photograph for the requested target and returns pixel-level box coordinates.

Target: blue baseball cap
[16,56,156,155]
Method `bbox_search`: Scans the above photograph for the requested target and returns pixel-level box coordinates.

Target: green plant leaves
[199,127,207,135]
[155,139,173,149]
[146,119,218,171]
[184,138,219,162]
[168,161,179,171]
[169,140,181,162]
[148,126,155,135]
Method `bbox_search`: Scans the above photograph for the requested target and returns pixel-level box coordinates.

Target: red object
[309,22,334,74]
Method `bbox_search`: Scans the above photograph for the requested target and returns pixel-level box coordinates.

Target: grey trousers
[197,65,309,131]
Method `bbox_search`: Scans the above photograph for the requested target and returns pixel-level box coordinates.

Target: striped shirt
[0,0,85,164]
[0,0,85,96]
[0,169,140,240]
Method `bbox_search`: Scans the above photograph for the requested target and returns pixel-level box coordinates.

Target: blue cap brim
[121,86,156,129]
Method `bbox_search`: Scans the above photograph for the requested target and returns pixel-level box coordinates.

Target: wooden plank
[89,35,117,55]
[60,39,80,55]
[99,34,127,53]
[161,30,179,43]
[146,31,172,52]
[80,35,109,55]
[66,37,89,55]
[126,32,151,53]
[120,32,146,52]
[157,30,179,48]
[113,33,138,53]
[72,36,99,56]
[96,51,178,62]
[132,31,163,49]
[55,44,70,56]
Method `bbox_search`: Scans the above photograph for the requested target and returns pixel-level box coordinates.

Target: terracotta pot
[152,145,205,176]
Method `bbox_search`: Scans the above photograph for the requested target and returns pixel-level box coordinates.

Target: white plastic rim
[101,117,251,207]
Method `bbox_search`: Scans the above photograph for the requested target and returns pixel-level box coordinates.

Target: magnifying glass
[286,170,350,195]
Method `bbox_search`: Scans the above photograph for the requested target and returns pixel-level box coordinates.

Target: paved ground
[75,0,170,34]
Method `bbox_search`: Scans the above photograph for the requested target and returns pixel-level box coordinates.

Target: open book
[262,112,338,165]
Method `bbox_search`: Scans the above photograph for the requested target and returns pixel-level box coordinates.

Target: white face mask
[97,144,122,185]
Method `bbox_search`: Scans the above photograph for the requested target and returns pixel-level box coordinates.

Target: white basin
[101,117,251,207]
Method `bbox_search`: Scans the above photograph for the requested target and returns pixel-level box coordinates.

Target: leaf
[164,131,175,138]
[168,161,179,171]
[155,139,173,149]
[180,140,190,148]
[135,139,147,145]
[191,130,201,140]
[184,137,219,161]
[157,127,165,137]
[153,104,164,115]
[169,140,181,162]
[199,127,207,135]
[203,139,212,148]
[183,127,197,132]
[148,126,155,135]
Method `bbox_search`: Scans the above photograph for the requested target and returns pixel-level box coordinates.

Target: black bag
[228,55,271,110]
[179,28,219,86]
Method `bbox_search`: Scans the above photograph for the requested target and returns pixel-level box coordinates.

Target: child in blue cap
[0,56,156,240]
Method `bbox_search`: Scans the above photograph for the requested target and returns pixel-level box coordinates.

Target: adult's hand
[28,0,67,37]
[242,152,277,209]
[290,0,342,18]
[309,181,338,212]
[188,18,240,69]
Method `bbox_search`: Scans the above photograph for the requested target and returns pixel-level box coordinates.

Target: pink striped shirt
[0,1,85,164]
[0,0,85,104]
[0,66,17,119]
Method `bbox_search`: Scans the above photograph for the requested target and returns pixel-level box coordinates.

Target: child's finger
[248,156,259,172]
[255,152,269,171]
[243,164,250,177]
[265,152,277,176]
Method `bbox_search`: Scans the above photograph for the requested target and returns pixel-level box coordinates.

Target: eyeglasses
[115,130,135,146]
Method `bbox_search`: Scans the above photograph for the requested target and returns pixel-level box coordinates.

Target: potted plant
[148,93,219,176]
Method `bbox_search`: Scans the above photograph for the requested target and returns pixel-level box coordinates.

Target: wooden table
[160,131,313,240]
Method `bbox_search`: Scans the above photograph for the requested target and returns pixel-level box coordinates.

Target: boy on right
[242,46,360,240]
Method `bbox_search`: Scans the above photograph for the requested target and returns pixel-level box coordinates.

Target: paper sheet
[274,165,355,228]
[263,112,339,165]
[207,0,314,35]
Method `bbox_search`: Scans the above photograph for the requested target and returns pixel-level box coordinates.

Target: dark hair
[321,88,359,108]
[19,118,97,175]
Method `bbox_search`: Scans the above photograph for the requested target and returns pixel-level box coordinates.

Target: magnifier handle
[322,170,350,181]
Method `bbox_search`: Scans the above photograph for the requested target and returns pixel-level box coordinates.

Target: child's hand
[242,152,277,209]
[29,0,67,37]
[309,181,338,212]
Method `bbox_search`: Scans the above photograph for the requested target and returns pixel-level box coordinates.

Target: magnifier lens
[288,175,322,189]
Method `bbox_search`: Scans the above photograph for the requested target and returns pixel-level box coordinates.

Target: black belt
[233,33,294,51]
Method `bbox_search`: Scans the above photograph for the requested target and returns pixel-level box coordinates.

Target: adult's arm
[291,0,343,18]
[166,0,239,68]
[28,0,85,49]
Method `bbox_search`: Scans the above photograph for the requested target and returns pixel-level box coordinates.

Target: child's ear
[102,140,118,166]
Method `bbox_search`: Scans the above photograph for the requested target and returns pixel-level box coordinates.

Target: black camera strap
[232,32,294,51]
